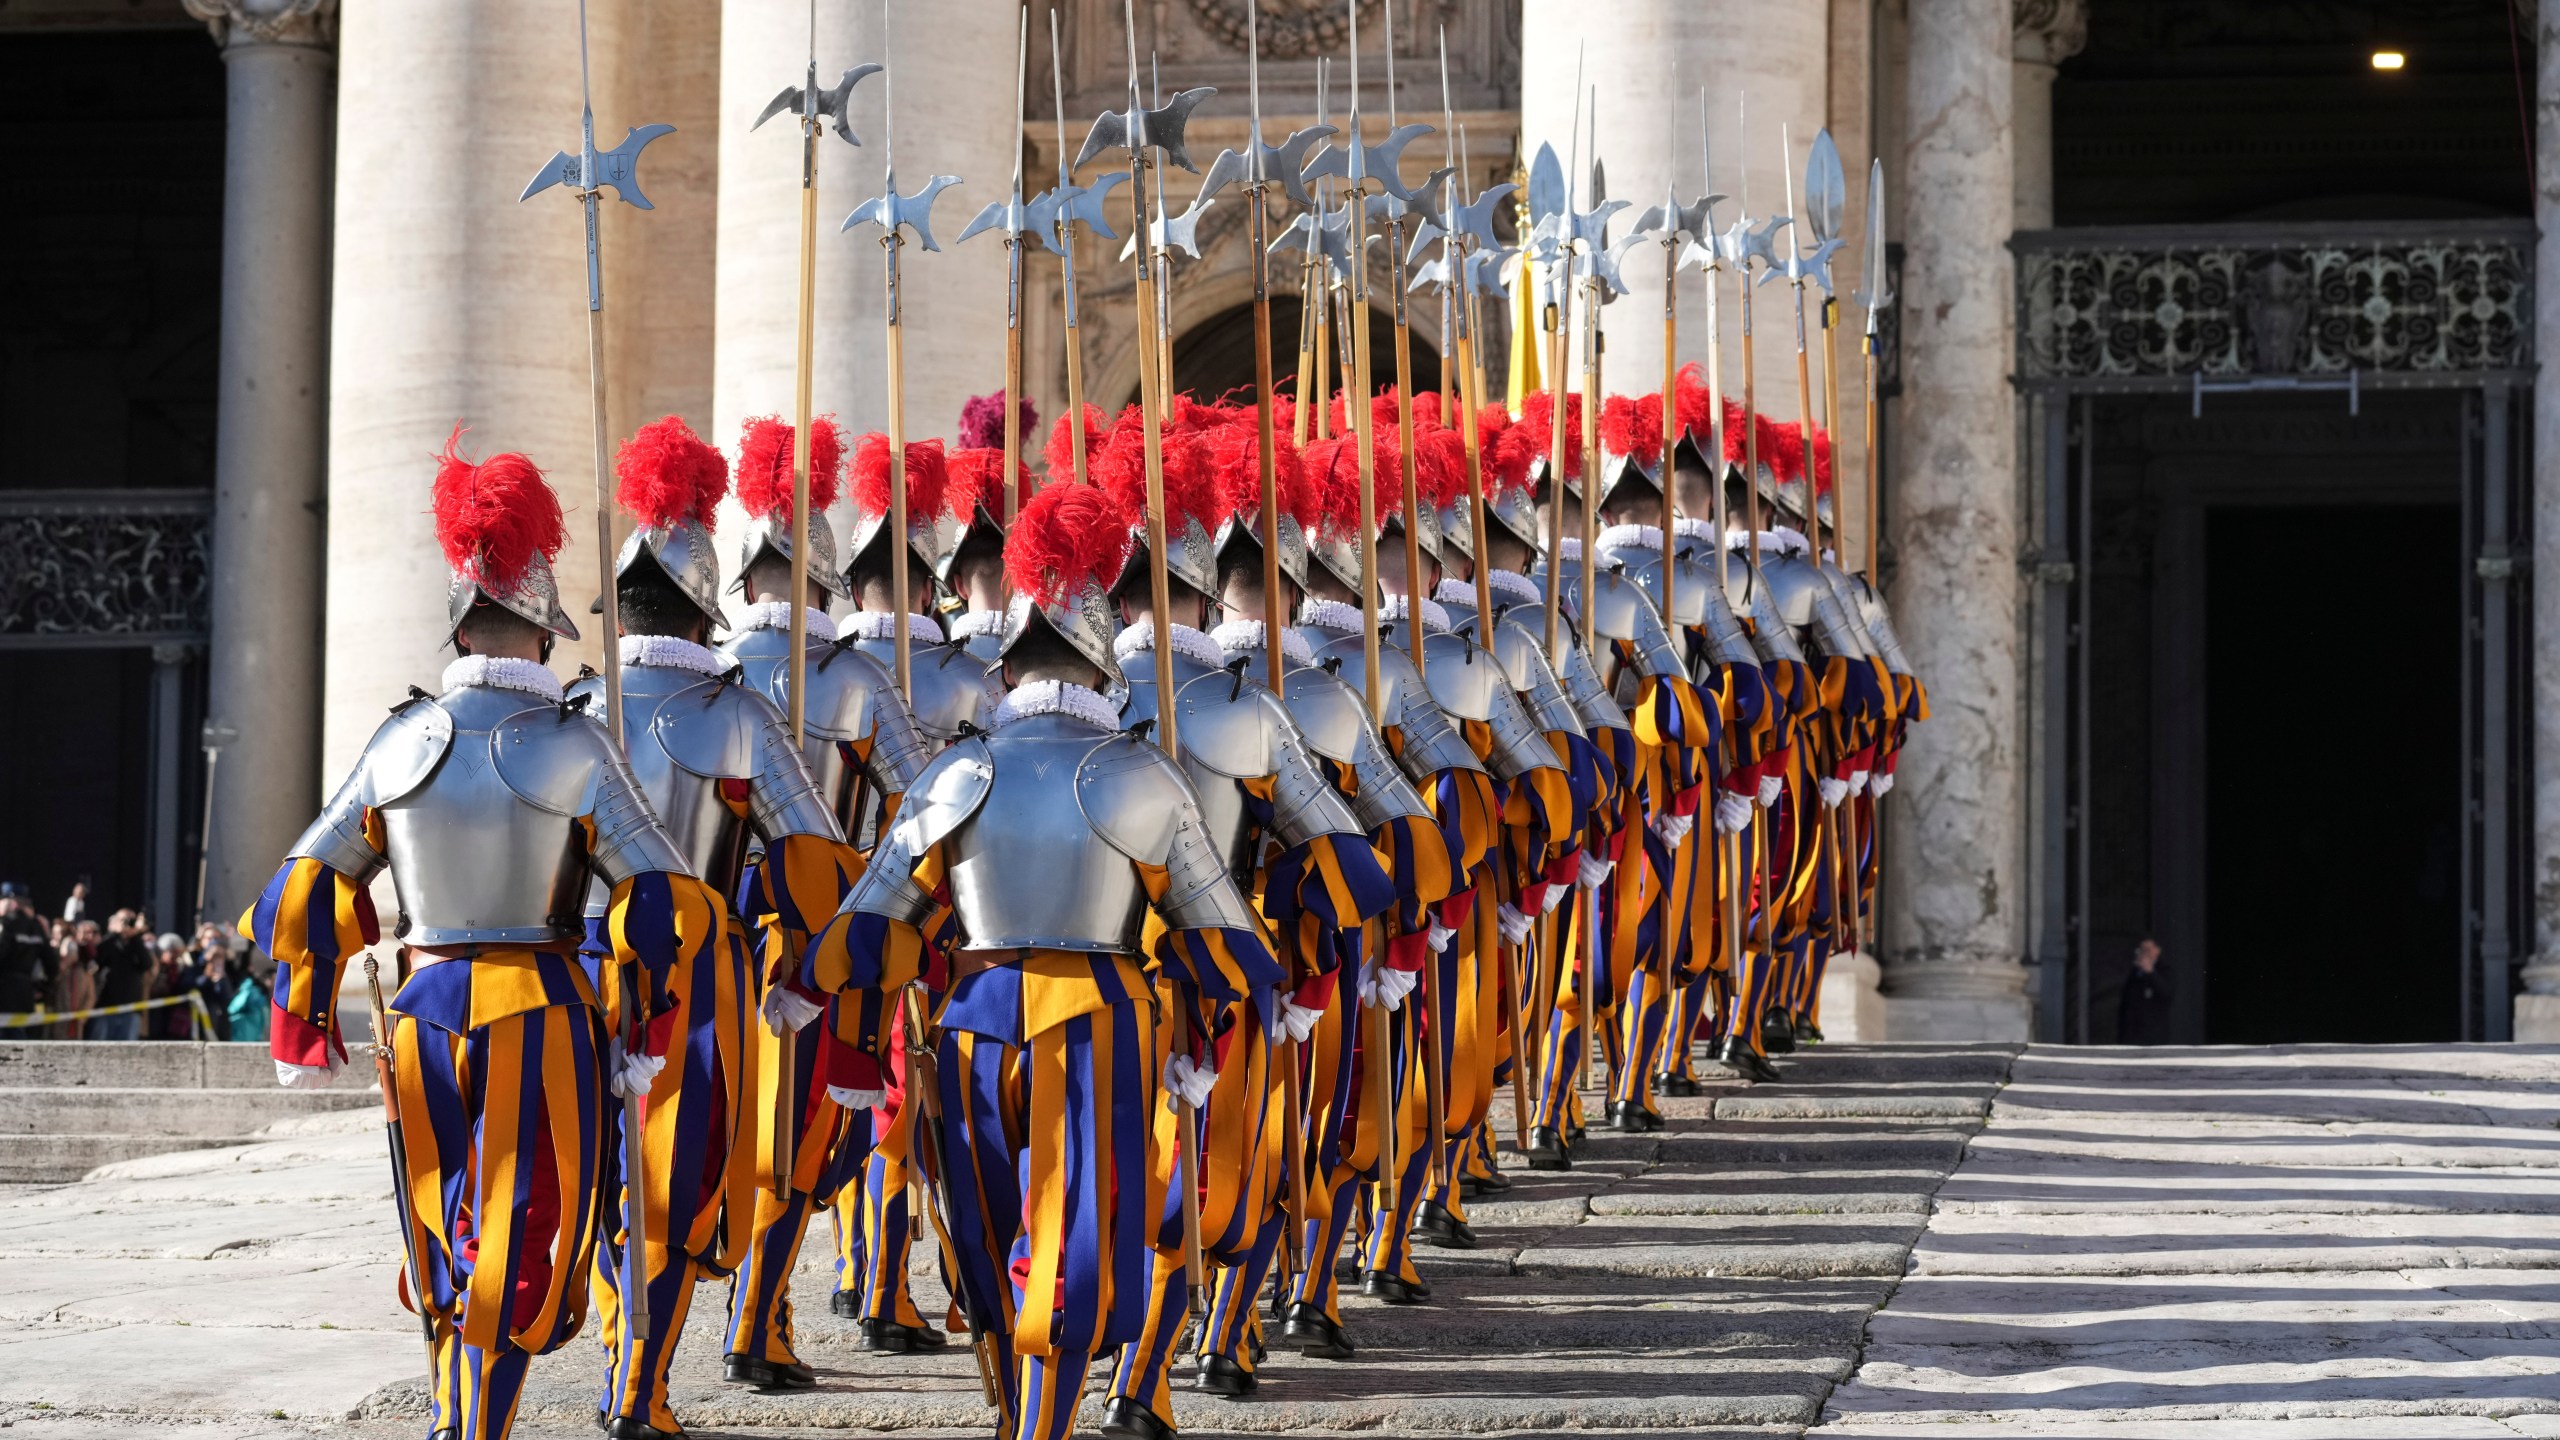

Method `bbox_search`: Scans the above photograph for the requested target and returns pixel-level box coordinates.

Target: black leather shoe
[589,1413,607,1433]
[1281,1302,1355,1359]
[1100,1397,1176,1440]
[828,1289,860,1319]
[1417,1199,1478,1249]
[722,1353,815,1390]
[605,1421,684,1440]
[1794,1016,1824,1045]
[1760,1010,1797,1055]
[1656,1073,1702,1098]
[1196,1353,1259,1396]
[1717,1036,1782,1084]
[1522,1125,1573,1171]
[1251,1329,1267,1365]
[853,1317,946,1352]
[1361,1269,1429,1304]
[1459,1169,1513,1199]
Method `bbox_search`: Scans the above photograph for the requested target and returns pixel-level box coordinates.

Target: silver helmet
[1442,479,1549,563]
[733,509,852,602]
[995,587,1124,687]
[446,552,579,643]
[1212,507,1312,593]
[935,500,1008,584]
[1306,524,1369,600]
[1120,514,1220,600]
[846,503,950,594]
[615,518,727,630]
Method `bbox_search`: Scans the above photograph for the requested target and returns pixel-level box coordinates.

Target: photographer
[0,885,51,1038]
[88,912,151,1040]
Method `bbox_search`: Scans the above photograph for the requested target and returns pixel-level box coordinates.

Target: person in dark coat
[2119,938,2175,1044]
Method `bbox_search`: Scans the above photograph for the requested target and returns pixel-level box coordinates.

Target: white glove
[274,1048,345,1091]
[1162,1053,1219,1109]
[1277,996,1325,1042]
[1848,769,1871,797]
[609,1042,665,1100]
[1871,772,1895,798]
[760,984,824,1036]
[1817,777,1849,809]
[1496,903,1536,945]
[1714,791,1755,834]
[1425,918,1460,953]
[1540,880,1570,913]
[1651,812,1695,848]
[1757,774,1783,808]
[1577,852,1617,891]
[1359,963,1420,1012]
[826,1085,888,1112]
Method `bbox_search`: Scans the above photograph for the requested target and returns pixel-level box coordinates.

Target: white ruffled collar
[1486,569,1544,606]
[948,609,1007,641]
[1114,621,1226,670]
[734,601,838,643]
[989,679,1121,732]
[1296,597,1368,635]
[620,634,728,677]
[1555,536,1585,563]
[1209,618,1314,669]
[1597,522,1665,556]
[845,609,949,645]
[1434,578,1479,608]
[442,655,563,702]
[1672,517,1717,542]
[1382,594,1450,633]
[1726,526,1809,556]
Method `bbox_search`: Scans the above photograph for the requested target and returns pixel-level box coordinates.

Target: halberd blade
[843,172,965,251]
[521,123,677,208]
[1074,86,1219,173]
[1806,129,1846,246]
[1062,172,1131,241]
[1451,181,1516,250]
[1263,124,1335,206]
[1527,142,1565,227]
[751,64,884,146]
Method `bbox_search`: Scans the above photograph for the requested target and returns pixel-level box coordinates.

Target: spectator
[225,951,273,1045]
[51,931,95,1039]
[88,915,150,1040]
[0,884,52,1039]
[60,880,87,925]
[190,931,239,1042]
[2119,937,2175,1045]
[146,933,198,1039]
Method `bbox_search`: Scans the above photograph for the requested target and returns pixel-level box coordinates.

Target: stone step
[0,1040,285,1090]
[0,1086,375,1141]
[0,1133,245,1185]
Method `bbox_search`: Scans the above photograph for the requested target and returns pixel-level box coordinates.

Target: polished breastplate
[371,686,603,947]
[856,635,997,746]
[938,719,1154,954]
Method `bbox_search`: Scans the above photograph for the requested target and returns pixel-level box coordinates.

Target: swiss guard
[247,430,719,1440]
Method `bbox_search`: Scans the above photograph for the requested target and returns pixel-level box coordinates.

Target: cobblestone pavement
[9,1042,2556,1440]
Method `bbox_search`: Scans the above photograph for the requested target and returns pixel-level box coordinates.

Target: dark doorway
[2202,504,2462,1043]
[1169,296,1441,412]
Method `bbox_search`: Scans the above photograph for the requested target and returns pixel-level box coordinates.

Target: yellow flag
[1505,255,1542,413]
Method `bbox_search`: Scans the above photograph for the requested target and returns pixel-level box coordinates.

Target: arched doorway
[1170,297,1442,410]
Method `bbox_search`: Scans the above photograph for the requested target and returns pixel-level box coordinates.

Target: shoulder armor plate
[359,699,455,808]
[1078,735,1198,867]
[1422,631,1508,723]
[889,737,997,856]
[650,679,759,779]
[491,707,608,816]
[1174,672,1283,781]
[1280,665,1369,764]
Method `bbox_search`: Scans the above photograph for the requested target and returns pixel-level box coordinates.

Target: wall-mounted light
[2371,50,2406,70]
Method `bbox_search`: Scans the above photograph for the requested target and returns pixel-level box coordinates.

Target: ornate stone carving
[2012,0,2088,68]
[1184,0,1384,61]
[2016,222,2533,385]
[180,0,336,48]
[0,492,213,643]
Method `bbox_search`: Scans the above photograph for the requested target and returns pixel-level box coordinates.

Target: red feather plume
[1005,480,1135,605]
[945,445,1033,520]
[433,425,563,590]
[1599,393,1665,470]
[614,414,729,532]
[1410,422,1470,512]
[1041,404,1112,480]
[1516,390,1585,481]
[1208,421,1311,529]
[1299,436,1364,541]
[850,433,949,525]
[734,415,844,523]
[1094,421,1219,536]
[1673,363,1717,444]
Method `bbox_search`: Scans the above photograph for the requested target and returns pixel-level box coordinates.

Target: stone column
[2520,8,2560,1040]
[1518,0,1834,426]
[710,0,1015,614]
[321,0,663,781]
[1880,0,2030,1040]
[182,0,334,924]
[2009,0,2084,230]
[146,643,194,932]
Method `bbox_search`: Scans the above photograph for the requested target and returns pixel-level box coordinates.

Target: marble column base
[1880,957,2034,1042]
[1818,951,1887,1043]
[2513,960,2560,1042]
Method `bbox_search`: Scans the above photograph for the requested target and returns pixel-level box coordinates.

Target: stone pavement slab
[0,1043,2010,1438]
